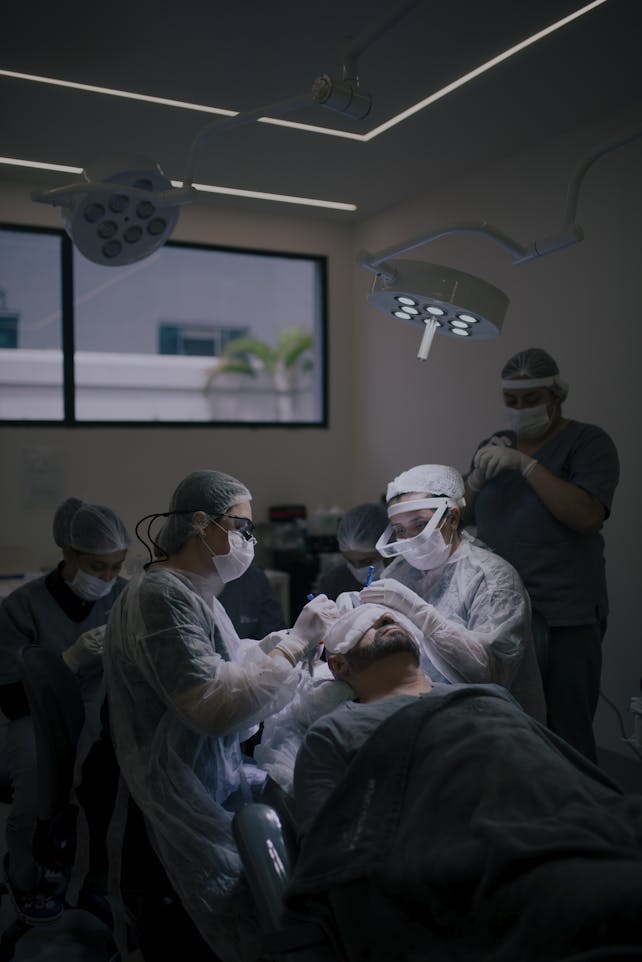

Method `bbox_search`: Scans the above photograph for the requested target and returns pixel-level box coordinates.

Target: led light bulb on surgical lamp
[367,260,509,360]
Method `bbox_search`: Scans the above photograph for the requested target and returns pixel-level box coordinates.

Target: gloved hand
[292,594,341,646]
[272,595,340,667]
[466,435,512,492]
[359,579,427,622]
[474,443,536,481]
[335,591,361,613]
[61,625,106,672]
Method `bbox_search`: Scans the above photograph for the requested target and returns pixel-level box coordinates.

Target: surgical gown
[103,566,301,962]
[384,533,546,721]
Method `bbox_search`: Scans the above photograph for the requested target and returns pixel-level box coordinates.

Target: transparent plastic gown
[103,567,301,962]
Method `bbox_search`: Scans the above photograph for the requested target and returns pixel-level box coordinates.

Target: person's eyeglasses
[219,515,257,543]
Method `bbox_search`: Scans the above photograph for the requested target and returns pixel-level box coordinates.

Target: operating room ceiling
[1,0,641,222]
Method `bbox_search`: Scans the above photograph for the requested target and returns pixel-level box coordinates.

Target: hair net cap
[53,497,131,553]
[337,502,389,552]
[324,602,424,655]
[156,470,252,556]
[386,465,465,506]
[501,347,568,401]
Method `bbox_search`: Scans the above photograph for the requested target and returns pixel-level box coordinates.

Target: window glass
[0,227,64,421]
[73,242,326,424]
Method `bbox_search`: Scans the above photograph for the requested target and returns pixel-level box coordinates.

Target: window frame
[0,223,329,429]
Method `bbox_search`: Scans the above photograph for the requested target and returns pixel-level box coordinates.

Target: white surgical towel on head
[323,602,424,654]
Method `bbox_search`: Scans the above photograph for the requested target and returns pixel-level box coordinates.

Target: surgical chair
[232,779,337,962]
[0,646,114,961]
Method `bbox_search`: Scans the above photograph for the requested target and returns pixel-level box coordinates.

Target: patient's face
[346,613,420,672]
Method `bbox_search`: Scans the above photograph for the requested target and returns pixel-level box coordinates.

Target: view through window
[0,225,327,425]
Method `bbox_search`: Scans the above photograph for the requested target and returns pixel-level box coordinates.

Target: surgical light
[367,259,509,359]
[43,157,184,267]
[358,122,642,363]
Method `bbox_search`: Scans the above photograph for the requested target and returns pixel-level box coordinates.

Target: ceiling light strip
[0,157,356,212]
[0,0,609,144]
[0,156,83,174]
[362,0,609,140]
[0,69,237,116]
[257,117,366,140]
[185,181,356,211]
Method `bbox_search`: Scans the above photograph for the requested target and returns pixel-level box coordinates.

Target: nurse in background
[462,347,619,761]
[316,501,389,599]
[0,497,130,923]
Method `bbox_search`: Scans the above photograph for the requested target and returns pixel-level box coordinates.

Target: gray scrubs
[471,420,620,761]
[0,570,126,890]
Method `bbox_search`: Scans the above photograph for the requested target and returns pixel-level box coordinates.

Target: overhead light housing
[368,260,509,344]
[64,159,180,266]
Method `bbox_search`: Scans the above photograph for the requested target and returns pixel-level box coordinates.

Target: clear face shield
[375,498,457,571]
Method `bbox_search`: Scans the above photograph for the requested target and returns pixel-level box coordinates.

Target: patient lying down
[284,604,642,962]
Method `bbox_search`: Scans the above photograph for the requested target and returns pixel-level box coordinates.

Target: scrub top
[473,421,619,626]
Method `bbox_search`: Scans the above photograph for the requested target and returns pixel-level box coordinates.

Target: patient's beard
[346,627,420,672]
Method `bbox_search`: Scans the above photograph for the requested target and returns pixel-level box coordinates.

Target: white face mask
[506,404,551,439]
[376,499,455,572]
[345,559,385,586]
[69,569,116,601]
[201,527,255,584]
[391,523,452,571]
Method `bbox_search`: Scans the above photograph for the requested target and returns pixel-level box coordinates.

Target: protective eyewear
[216,514,257,544]
[376,498,455,558]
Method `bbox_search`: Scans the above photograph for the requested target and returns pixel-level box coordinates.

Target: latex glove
[466,435,512,492]
[474,444,536,481]
[335,591,361,613]
[359,579,427,622]
[292,594,341,646]
[62,625,106,672]
[272,594,340,668]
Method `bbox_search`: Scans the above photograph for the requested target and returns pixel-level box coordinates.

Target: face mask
[69,569,116,601]
[391,523,452,572]
[201,528,255,584]
[506,404,551,439]
[345,560,384,586]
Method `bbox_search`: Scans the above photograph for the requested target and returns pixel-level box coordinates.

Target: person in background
[103,469,339,962]
[462,347,619,761]
[0,497,130,924]
[315,501,389,599]
[362,463,545,722]
[219,564,286,638]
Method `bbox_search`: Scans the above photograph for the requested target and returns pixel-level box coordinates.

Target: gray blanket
[286,686,642,961]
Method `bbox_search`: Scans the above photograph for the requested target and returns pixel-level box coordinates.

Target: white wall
[352,105,642,758]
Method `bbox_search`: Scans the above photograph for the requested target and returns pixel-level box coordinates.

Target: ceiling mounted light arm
[563,123,642,225]
[358,221,532,280]
[312,0,422,120]
[181,94,310,188]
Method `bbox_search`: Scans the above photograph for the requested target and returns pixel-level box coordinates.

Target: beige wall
[1,103,641,757]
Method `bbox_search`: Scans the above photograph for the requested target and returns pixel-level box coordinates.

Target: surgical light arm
[359,123,642,278]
